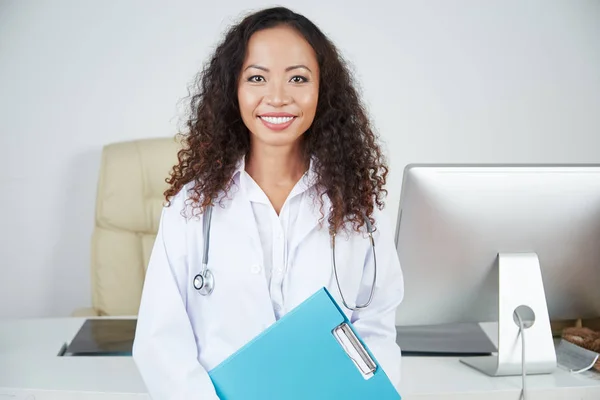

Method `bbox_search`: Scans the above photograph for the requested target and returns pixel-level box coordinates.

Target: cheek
[299,89,319,118]
[237,89,260,118]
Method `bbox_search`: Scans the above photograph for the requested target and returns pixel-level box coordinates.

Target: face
[237,25,320,148]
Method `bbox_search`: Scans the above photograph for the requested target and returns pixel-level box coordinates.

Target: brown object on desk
[562,327,600,372]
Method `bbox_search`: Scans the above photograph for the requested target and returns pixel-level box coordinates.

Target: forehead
[243,25,317,68]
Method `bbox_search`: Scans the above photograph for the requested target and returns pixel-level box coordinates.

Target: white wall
[1,0,599,318]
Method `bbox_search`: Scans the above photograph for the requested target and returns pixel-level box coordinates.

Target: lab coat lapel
[290,191,332,253]
[220,184,264,267]
[219,184,276,324]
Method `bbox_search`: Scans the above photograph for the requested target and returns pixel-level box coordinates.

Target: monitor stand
[460,253,557,376]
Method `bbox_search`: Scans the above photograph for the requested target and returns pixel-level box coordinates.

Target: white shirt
[239,160,313,319]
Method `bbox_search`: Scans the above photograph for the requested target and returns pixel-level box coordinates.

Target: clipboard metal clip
[332,323,377,379]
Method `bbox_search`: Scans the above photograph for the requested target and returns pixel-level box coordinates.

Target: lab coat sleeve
[132,192,220,400]
[350,209,404,390]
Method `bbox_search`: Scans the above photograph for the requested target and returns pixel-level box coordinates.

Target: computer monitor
[395,164,600,376]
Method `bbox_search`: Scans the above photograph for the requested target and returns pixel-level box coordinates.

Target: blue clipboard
[208,287,401,399]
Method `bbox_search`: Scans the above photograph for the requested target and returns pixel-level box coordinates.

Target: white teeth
[260,116,294,124]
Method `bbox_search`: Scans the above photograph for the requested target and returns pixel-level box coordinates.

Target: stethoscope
[193,205,377,311]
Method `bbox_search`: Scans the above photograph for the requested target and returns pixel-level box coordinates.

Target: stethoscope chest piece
[193,269,214,296]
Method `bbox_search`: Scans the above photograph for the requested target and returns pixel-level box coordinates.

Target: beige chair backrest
[90,137,180,315]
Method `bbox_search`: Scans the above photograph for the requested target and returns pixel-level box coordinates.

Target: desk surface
[1,317,600,400]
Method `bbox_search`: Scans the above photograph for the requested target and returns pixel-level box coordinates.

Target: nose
[265,81,291,106]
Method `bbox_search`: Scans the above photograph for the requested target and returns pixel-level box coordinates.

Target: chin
[253,129,303,148]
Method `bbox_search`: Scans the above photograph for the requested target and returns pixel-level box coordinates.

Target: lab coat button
[250,264,261,274]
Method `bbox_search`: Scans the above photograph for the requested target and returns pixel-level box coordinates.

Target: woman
[133,6,404,399]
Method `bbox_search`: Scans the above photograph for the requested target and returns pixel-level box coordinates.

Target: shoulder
[157,184,201,259]
[366,206,397,251]
[161,183,198,230]
[372,206,394,237]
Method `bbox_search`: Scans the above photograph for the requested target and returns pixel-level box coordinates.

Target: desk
[1,318,600,399]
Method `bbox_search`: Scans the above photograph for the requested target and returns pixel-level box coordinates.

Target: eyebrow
[244,64,312,73]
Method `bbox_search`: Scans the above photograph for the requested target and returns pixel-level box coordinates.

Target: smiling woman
[164,6,390,232]
[133,6,404,400]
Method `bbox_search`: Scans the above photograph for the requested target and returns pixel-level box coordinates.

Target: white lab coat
[133,175,404,400]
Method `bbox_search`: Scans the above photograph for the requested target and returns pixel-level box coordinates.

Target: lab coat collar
[233,157,318,206]
[230,156,318,191]
[225,155,329,255]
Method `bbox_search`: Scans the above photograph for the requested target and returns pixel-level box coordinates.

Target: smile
[258,115,297,131]
[259,116,295,124]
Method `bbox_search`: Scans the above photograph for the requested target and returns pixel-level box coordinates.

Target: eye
[248,75,265,83]
[290,75,308,83]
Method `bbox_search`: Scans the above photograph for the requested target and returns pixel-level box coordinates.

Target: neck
[245,142,307,188]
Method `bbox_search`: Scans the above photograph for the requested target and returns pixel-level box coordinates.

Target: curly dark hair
[165,6,389,233]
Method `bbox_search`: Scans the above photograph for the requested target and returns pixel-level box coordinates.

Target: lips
[258,113,297,131]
